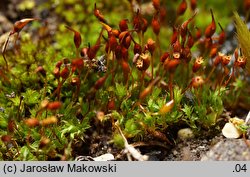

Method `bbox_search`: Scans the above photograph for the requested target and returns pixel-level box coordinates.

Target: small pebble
[177,128,194,140]
[222,122,242,139]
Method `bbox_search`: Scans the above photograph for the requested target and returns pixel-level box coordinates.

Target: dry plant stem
[111,53,115,85]
[125,70,132,90]
[14,33,19,54]
[131,141,169,149]
[2,33,11,70]
[139,31,144,47]
[52,79,66,101]
[139,71,146,94]
[81,100,91,122]
[43,77,48,99]
[151,53,154,80]
[156,35,161,55]
[76,48,80,58]
[169,73,174,100]
[115,123,148,161]
[195,87,201,105]
[206,65,216,82]
[217,66,227,90]
[81,69,90,87]
[17,96,24,121]
[181,83,191,94]
[131,101,140,111]
[224,66,235,86]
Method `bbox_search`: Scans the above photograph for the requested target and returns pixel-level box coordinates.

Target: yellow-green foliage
[234,12,250,73]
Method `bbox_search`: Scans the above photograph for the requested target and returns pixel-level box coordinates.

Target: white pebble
[222,122,242,139]
[177,128,194,140]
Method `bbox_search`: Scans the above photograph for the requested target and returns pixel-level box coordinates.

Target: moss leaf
[234,12,250,73]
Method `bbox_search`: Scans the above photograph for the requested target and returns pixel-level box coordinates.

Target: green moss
[234,12,250,73]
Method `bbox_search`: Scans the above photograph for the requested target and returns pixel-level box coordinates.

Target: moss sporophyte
[0,0,249,160]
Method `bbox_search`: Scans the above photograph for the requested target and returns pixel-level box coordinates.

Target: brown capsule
[40,116,58,126]
[41,99,49,109]
[119,19,129,32]
[96,111,105,122]
[173,52,181,59]
[7,120,15,133]
[115,45,122,60]
[121,59,130,82]
[186,31,194,48]
[213,53,223,66]
[133,9,141,32]
[94,3,106,23]
[182,47,192,62]
[152,0,160,10]
[160,52,169,63]
[25,118,40,127]
[209,46,218,58]
[148,129,171,143]
[87,44,100,60]
[1,135,12,143]
[121,60,130,77]
[56,60,63,68]
[160,7,167,22]
[195,27,202,40]
[94,75,108,90]
[46,101,62,110]
[171,26,178,45]
[71,76,80,86]
[100,22,112,33]
[191,76,204,88]
[119,31,128,43]
[141,17,148,33]
[136,52,151,71]
[218,23,225,45]
[172,39,181,53]
[134,42,142,55]
[53,67,60,79]
[205,9,216,38]
[112,29,120,38]
[221,55,232,66]
[109,35,118,51]
[35,66,46,77]
[180,12,197,38]
[234,48,239,61]
[107,99,116,111]
[235,56,247,68]
[71,58,84,73]
[39,137,50,148]
[123,35,132,49]
[159,100,174,115]
[11,18,38,35]
[177,0,187,16]
[121,46,128,61]
[205,37,213,49]
[139,77,160,100]
[244,0,250,11]
[63,58,70,64]
[151,16,160,35]
[190,0,197,11]
[192,57,204,73]
[146,38,156,54]
[139,86,152,101]
[163,59,180,73]
[60,66,70,79]
[65,25,82,49]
